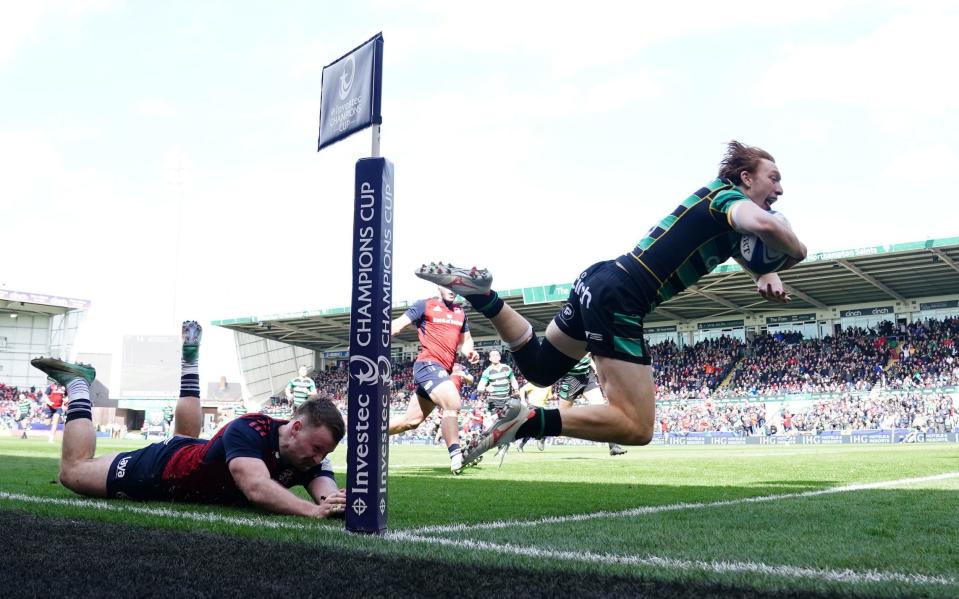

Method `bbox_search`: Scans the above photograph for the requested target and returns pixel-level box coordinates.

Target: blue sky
[3,0,958,389]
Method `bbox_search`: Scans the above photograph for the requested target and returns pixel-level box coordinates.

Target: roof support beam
[653,307,686,321]
[930,248,959,275]
[837,260,905,301]
[264,321,345,347]
[687,286,753,316]
[781,283,828,309]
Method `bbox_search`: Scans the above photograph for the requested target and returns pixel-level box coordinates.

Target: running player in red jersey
[30,321,347,518]
[43,383,66,443]
[388,285,480,473]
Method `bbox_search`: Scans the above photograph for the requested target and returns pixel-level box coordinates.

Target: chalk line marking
[2,473,957,588]
[386,530,957,586]
[406,472,959,535]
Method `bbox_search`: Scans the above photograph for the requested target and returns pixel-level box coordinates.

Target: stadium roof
[0,288,91,316]
[213,237,959,352]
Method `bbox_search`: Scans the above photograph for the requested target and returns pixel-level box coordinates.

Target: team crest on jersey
[432,305,443,312]
[560,303,575,322]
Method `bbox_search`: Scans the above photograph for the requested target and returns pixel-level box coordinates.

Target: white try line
[386,530,958,587]
[0,491,337,533]
[405,471,959,535]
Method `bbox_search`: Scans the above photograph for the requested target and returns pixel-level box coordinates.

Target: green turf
[1,436,957,597]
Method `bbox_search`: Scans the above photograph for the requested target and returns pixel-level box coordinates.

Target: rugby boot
[182,320,202,361]
[414,262,493,296]
[460,398,536,468]
[30,357,96,386]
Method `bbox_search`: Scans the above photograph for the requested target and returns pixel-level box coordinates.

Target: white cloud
[886,144,959,182]
[756,7,959,113]
[0,0,122,68]
[0,4,45,68]
[134,98,176,118]
[389,0,858,71]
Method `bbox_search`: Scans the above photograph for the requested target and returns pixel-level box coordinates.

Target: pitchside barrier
[653,429,959,445]
[316,33,391,534]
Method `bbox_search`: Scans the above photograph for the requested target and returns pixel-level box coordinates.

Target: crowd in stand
[657,391,957,436]
[0,383,45,429]
[725,318,959,397]
[726,328,890,397]
[652,336,743,400]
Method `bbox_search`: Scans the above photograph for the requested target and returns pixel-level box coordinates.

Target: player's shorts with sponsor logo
[413,360,451,400]
[106,435,205,501]
[557,371,600,402]
[552,260,653,365]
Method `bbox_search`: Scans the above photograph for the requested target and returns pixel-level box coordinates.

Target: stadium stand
[289,317,957,443]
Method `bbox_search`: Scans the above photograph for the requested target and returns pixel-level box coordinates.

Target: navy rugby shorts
[412,360,452,401]
[106,435,205,501]
[552,260,653,365]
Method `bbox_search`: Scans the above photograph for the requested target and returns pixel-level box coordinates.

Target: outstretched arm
[229,457,330,518]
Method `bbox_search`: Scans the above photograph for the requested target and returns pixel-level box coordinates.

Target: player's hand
[465,350,480,364]
[317,489,347,519]
[757,274,790,304]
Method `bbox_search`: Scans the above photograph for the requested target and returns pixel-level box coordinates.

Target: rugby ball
[740,211,790,275]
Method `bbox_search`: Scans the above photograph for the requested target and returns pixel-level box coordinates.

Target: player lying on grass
[416,141,808,468]
[31,321,347,519]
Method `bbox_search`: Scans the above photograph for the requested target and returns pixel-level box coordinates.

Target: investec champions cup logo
[349,354,392,385]
[339,54,356,100]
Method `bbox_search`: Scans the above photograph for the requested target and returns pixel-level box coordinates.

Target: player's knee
[511,334,579,387]
[626,424,654,447]
[58,464,82,493]
[403,415,426,429]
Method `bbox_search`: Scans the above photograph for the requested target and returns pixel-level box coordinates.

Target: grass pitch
[1,436,957,598]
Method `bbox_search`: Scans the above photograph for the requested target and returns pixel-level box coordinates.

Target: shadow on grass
[0,508,849,599]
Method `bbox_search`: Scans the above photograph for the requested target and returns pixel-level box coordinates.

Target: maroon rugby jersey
[160,414,333,505]
[405,298,469,372]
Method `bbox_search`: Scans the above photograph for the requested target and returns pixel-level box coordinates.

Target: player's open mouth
[765,197,777,210]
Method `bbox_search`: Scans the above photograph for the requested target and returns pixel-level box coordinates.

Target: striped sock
[65,378,92,423]
[180,347,200,398]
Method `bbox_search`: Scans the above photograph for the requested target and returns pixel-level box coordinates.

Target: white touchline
[405,472,959,535]
[385,531,958,587]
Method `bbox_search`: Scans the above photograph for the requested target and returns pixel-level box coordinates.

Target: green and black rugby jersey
[480,364,516,399]
[619,178,747,308]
